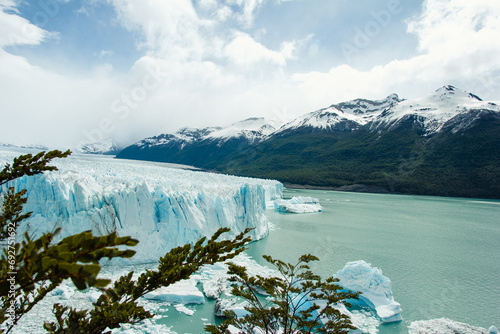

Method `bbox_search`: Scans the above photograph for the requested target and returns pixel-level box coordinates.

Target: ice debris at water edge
[408,318,495,334]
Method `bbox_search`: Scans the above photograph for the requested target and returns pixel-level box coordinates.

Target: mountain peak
[387,93,401,101]
[231,117,268,130]
[432,85,482,101]
[436,85,457,93]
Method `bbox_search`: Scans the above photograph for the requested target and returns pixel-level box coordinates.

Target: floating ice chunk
[335,260,402,323]
[214,298,249,317]
[408,318,489,334]
[174,304,195,316]
[273,196,323,213]
[143,276,204,305]
[51,284,74,300]
[106,319,176,334]
[87,290,103,303]
[201,265,227,299]
[199,253,278,299]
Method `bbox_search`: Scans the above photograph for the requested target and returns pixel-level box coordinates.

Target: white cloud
[0,3,51,47]
[4,0,497,151]
[293,0,500,104]
[228,0,264,26]
[224,32,290,65]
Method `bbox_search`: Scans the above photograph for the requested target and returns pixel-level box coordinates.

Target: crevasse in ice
[0,151,283,263]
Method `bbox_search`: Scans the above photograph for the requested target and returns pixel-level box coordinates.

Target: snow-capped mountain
[275,93,403,134]
[118,117,283,167]
[206,117,280,144]
[135,117,279,149]
[78,138,121,155]
[275,85,498,136]
[371,85,498,135]
[127,85,497,150]
[117,86,500,198]
[0,142,49,150]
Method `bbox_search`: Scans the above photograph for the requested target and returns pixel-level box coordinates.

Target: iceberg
[0,149,282,263]
[214,298,249,318]
[143,275,205,304]
[272,196,323,213]
[408,318,490,334]
[199,252,278,300]
[335,260,402,323]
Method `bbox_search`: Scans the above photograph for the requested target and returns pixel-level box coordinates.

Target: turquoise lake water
[161,189,500,333]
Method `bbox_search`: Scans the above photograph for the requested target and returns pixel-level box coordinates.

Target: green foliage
[0,229,138,331]
[206,254,360,334]
[0,188,30,241]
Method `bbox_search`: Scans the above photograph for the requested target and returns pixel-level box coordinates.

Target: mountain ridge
[117,86,500,199]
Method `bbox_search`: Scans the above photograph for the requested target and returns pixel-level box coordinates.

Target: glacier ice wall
[0,150,282,263]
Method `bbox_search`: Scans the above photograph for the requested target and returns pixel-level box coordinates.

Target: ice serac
[335,260,402,323]
[0,150,283,263]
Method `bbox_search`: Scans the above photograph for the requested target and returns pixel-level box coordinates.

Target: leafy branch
[206,254,360,334]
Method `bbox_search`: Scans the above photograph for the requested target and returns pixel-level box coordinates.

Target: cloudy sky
[1,0,499,149]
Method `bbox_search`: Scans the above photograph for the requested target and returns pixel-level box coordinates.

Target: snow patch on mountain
[134,118,280,149]
[275,108,363,133]
[136,127,221,148]
[275,93,403,134]
[206,117,279,144]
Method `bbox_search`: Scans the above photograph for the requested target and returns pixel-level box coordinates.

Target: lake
[161,189,500,333]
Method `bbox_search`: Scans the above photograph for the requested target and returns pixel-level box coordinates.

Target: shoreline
[283,182,393,194]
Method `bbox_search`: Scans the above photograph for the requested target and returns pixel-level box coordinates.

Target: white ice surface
[143,275,205,304]
[0,149,282,263]
[199,252,278,299]
[408,318,489,334]
[335,260,402,323]
[272,196,323,213]
[174,304,195,316]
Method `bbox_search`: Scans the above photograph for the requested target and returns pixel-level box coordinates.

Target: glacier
[335,260,402,323]
[0,149,283,263]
